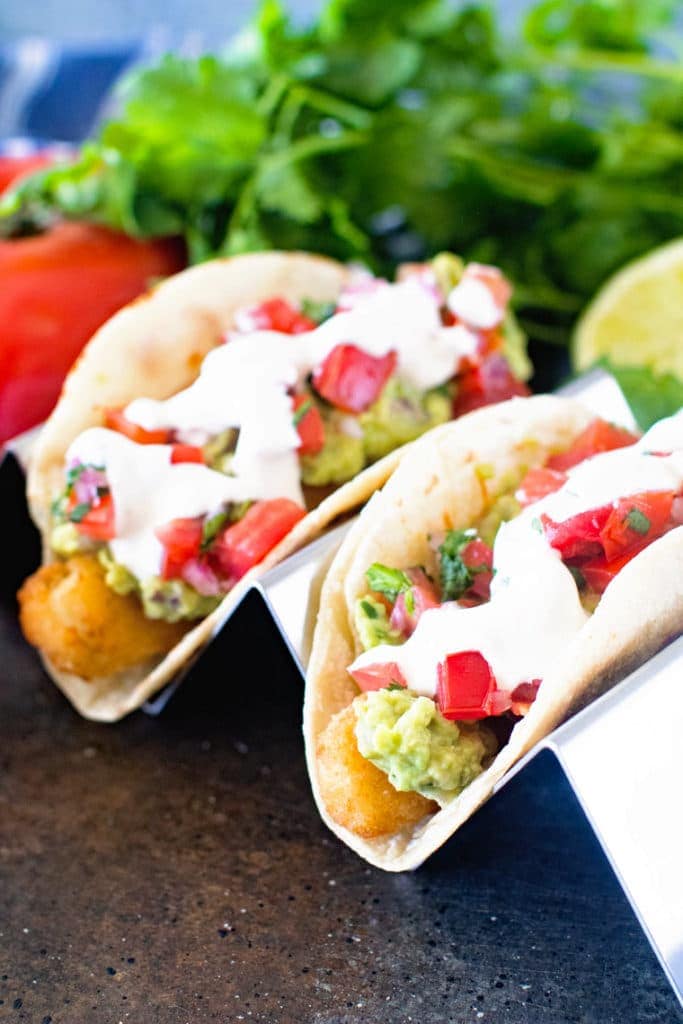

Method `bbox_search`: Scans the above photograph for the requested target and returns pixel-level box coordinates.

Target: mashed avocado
[354,688,494,801]
[140,577,220,622]
[300,424,365,486]
[354,596,401,650]
[98,548,137,595]
[478,492,522,547]
[301,377,451,487]
[97,549,220,622]
[360,379,451,462]
[51,522,89,557]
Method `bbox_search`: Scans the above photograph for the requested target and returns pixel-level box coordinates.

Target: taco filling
[318,412,683,839]
[19,255,528,680]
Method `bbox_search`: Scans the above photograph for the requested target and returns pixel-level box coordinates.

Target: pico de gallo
[48,253,529,623]
[346,412,683,803]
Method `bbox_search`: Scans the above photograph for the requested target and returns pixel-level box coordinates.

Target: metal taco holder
[5,369,682,1007]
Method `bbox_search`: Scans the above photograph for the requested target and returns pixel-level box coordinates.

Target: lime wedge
[572,238,683,378]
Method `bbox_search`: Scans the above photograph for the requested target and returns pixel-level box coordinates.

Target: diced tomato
[465,263,512,313]
[672,495,683,525]
[580,546,649,595]
[72,491,116,541]
[599,490,674,561]
[453,354,529,417]
[170,444,205,464]
[510,679,541,716]
[436,651,511,721]
[312,344,397,413]
[105,408,170,445]
[0,222,185,444]
[250,297,316,334]
[547,419,638,472]
[212,498,306,581]
[349,661,408,692]
[516,466,567,508]
[541,505,612,561]
[460,538,494,601]
[292,393,325,456]
[389,568,440,637]
[156,517,203,580]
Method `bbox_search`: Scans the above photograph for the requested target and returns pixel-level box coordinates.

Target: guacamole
[300,378,451,487]
[354,596,401,650]
[354,688,493,801]
[98,548,220,622]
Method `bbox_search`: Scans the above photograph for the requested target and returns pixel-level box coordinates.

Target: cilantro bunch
[4,0,683,349]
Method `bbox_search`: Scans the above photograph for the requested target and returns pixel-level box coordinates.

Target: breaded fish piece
[316,704,438,839]
[18,554,188,680]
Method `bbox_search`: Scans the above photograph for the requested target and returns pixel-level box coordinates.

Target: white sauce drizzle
[66,428,301,580]
[349,411,683,697]
[64,271,499,584]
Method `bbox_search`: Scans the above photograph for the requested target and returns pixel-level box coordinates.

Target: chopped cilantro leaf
[625,507,651,535]
[438,528,476,601]
[360,598,379,619]
[292,398,313,426]
[387,681,404,691]
[68,503,91,523]
[201,510,229,550]
[366,562,412,602]
[300,298,336,325]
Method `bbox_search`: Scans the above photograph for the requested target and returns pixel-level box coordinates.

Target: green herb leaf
[625,507,651,535]
[438,528,477,601]
[201,510,230,550]
[366,562,413,601]
[68,503,91,524]
[292,398,313,425]
[360,598,379,619]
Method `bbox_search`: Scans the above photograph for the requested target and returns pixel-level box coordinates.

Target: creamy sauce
[448,277,502,330]
[66,428,300,580]
[350,411,683,697]
[63,270,500,584]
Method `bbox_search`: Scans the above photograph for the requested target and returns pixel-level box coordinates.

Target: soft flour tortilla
[304,395,683,870]
[26,251,407,722]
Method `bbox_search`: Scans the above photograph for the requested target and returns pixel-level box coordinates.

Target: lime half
[572,238,683,378]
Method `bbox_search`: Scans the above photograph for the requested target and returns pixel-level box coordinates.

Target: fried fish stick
[316,704,438,839]
[18,555,188,680]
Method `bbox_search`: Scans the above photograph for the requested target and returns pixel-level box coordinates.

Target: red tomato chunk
[436,650,511,721]
[292,393,325,455]
[349,661,408,692]
[105,408,170,445]
[212,499,305,581]
[547,419,638,472]
[312,344,396,413]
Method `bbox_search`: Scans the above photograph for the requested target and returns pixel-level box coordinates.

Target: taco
[18,250,529,721]
[304,395,683,870]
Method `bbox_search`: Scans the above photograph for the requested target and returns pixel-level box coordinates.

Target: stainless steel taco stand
[3,369,681,1007]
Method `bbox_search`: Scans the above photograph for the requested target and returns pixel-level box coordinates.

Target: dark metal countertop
[1,575,682,1024]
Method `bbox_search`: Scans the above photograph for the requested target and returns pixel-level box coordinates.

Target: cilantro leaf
[625,507,651,535]
[366,562,413,602]
[438,528,477,601]
[201,510,230,551]
[68,503,91,523]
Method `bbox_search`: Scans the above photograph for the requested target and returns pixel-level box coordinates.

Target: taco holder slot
[3,368,681,1006]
